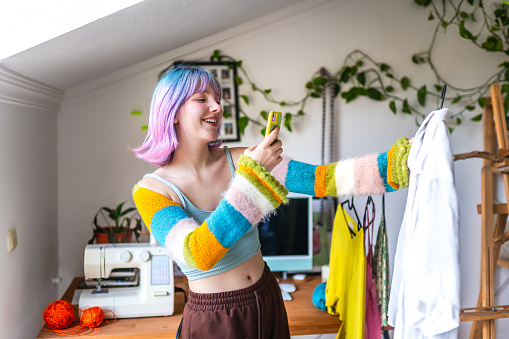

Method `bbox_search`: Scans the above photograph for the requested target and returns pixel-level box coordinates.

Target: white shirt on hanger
[388,108,460,339]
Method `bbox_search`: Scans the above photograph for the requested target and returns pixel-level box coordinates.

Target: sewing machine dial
[120,250,132,263]
[139,250,150,262]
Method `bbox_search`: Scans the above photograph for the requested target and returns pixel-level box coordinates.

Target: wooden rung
[498,149,509,157]
[495,161,509,168]
[494,231,509,244]
[477,203,509,215]
[461,305,509,322]
[499,258,509,269]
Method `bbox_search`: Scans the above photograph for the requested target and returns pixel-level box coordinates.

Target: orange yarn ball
[43,300,75,330]
[80,306,105,328]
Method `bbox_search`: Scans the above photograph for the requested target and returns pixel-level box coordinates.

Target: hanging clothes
[388,108,460,338]
[373,194,390,327]
[364,198,382,339]
[326,205,366,339]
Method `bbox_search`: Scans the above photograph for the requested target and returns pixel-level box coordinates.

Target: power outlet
[7,228,17,253]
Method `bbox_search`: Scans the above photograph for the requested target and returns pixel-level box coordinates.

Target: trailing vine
[209,0,509,135]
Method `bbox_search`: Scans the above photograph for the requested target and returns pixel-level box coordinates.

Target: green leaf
[478,97,487,108]
[402,99,412,114]
[428,11,434,20]
[417,85,427,106]
[367,88,385,101]
[459,11,469,19]
[505,68,509,82]
[339,67,352,83]
[501,84,509,94]
[357,72,366,86]
[240,95,250,105]
[471,114,483,121]
[305,81,313,89]
[238,116,249,135]
[466,105,475,111]
[264,89,272,94]
[401,77,410,90]
[313,76,329,87]
[414,0,431,6]
[260,110,268,120]
[141,125,148,130]
[434,84,443,92]
[456,118,462,125]
[331,82,341,97]
[237,60,243,68]
[481,35,503,52]
[280,101,287,107]
[223,110,231,118]
[356,60,364,67]
[389,100,397,114]
[310,91,322,98]
[284,113,293,132]
[341,91,357,103]
[452,95,461,104]
[235,75,243,86]
[379,63,390,72]
[459,20,475,40]
[412,54,425,64]
[386,86,394,93]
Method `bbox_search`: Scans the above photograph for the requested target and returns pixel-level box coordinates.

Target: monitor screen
[258,193,313,272]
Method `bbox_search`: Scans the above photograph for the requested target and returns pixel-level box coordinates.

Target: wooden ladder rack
[456,83,509,339]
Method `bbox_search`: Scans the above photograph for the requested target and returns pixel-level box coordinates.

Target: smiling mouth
[203,118,217,125]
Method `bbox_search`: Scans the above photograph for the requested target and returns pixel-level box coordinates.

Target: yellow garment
[325,205,366,339]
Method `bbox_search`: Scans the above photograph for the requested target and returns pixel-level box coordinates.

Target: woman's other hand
[244,127,283,172]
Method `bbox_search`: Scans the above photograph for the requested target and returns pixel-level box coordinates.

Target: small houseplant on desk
[88,201,142,244]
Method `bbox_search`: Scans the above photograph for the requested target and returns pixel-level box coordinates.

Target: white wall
[0,69,60,338]
[55,0,508,338]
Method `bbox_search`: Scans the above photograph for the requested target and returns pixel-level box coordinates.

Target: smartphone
[265,111,282,141]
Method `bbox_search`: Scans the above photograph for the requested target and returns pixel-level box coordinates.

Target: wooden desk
[37,274,339,338]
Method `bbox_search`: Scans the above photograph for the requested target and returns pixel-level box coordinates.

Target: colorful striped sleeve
[132,155,288,272]
[271,137,410,197]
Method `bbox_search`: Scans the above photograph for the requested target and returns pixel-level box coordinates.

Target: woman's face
[175,85,222,143]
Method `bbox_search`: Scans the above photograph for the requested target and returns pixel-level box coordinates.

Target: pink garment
[365,244,381,338]
[365,201,381,339]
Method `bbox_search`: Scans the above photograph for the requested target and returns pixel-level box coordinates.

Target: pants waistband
[186,263,275,311]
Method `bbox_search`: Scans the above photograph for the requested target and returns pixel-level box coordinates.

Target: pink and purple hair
[132,63,223,166]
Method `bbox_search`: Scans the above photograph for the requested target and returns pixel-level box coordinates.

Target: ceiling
[0,0,307,91]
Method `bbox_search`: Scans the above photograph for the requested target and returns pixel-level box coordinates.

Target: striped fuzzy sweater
[272,137,410,196]
[133,138,410,274]
[133,155,288,272]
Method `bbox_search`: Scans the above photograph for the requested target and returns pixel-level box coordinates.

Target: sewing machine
[79,243,174,318]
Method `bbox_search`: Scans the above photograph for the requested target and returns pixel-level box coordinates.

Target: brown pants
[181,264,290,339]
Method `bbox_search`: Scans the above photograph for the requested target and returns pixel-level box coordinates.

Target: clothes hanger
[440,84,447,109]
[363,196,376,231]
[341,197,362,236]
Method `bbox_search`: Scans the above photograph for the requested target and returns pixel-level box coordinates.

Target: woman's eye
[195,98,205,102]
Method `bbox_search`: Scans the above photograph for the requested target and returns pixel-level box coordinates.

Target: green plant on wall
[208,0,508,135]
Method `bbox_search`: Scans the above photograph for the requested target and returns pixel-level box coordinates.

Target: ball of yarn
[81,306,104,328]
[43,300,75,330]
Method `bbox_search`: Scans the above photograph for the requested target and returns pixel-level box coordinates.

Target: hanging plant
[208,0,508,135]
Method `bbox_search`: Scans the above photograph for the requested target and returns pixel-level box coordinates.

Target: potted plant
[88,201,143,244]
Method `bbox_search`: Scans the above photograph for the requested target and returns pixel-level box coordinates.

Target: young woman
[131,64,411,338]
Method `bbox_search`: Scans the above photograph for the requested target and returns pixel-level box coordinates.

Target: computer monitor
[258,193,313,272]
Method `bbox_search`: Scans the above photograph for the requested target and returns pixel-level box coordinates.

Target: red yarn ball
[43,300,75,330]
[81,306,105,328]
